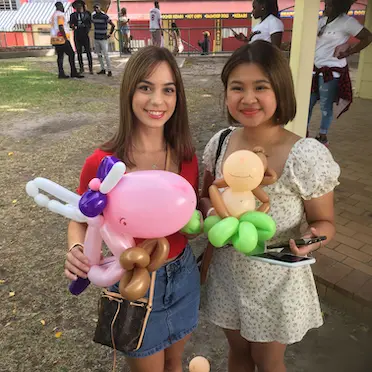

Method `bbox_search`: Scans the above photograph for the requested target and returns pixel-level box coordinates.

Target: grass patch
[0,61,115,118]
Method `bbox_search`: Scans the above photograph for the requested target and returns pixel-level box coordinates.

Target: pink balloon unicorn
[26,156,198,299]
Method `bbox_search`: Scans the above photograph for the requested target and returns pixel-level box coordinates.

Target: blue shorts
[110,244,200,358]
[120,26,130,35]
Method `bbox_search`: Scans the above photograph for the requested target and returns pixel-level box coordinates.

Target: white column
[286,0,321,137]
[355,2,372,100]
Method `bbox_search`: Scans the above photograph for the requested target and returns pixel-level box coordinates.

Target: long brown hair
[221,40,297,126]
[101,46,193,166]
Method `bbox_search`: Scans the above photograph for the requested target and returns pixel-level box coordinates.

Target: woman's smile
[241,108,261,117]
[145,110,166,119]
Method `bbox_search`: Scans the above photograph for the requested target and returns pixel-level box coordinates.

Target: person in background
[198,31,210,55]
[92,3,115,77]
[235,0,283,48]
[307,0,372,146]
[149,1,162,47]
[119,7,131,54]
[170,22,183,56]
[69,0,93,74]
[50,1,83,79]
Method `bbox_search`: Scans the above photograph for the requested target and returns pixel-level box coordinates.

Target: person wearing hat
[198,31,210,55]
[69,0,93,74]
[50,2,83,79]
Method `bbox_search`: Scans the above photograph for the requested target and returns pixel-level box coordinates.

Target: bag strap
[214,128,232,177]
[102,271,156,305]
[146,271,156,310]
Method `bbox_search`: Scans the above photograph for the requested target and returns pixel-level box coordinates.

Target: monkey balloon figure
[204,148,277,255]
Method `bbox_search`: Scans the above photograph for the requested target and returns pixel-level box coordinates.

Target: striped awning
[13,2,72,26]
[0,10,20,32]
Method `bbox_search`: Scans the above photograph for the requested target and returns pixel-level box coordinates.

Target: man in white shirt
[149,1,162,47]
[50,1,83,79]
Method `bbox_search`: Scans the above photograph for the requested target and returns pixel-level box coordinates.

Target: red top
[77,149,199,259]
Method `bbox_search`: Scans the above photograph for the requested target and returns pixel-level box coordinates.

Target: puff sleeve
[288,139,340,200]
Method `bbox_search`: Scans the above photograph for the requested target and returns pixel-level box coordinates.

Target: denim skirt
[110,244,200,358]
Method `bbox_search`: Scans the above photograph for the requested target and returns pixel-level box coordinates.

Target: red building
[105,0,366,53]
[0,0,367,51]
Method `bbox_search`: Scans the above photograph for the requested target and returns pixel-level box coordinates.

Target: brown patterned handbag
[93,272,156,362]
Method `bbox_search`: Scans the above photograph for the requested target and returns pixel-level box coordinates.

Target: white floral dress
[202,127,341,344]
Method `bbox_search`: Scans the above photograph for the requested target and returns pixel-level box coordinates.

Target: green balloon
[204,215,221,233]
[208,217,239,248]
[246,240,266,256]
[231,221,258,254]
[240,211,276,241]
[181,210,202,235]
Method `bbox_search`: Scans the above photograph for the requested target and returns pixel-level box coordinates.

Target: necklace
[132,144,167,170]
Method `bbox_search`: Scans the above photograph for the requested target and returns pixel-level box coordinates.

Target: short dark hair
[221,40,297,126]
[55,1,63,8]
[256,0,279,17]
[328,0,354,17]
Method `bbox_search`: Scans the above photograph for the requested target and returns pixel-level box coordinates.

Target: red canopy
[107,0,368,21]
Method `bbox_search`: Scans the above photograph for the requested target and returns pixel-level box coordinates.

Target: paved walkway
[308,68,372,318]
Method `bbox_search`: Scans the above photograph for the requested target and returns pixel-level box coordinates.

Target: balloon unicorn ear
[79,156,126,217]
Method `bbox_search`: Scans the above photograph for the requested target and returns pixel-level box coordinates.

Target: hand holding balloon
[180,210,203,238]
[64,245,90,281]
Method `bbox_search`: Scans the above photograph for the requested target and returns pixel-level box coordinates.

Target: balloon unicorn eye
[120,218,127,226]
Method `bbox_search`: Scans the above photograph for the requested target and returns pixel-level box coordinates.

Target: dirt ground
[1,56,372,372]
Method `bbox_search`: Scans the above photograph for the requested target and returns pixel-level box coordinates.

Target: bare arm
[108,19,116,35]
[65,221,90,281]
[67,220,87,248]
[235,33,249,42]
[337,28,372,59]
[58,25,67,40]
[290,192,336,256]
[199,170,215,218]
[270,32,283,48]
[349,28,372,55]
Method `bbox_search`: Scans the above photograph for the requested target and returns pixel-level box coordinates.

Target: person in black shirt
[198,31,210,55]
[70,0,93,74]
[92,4,115,77]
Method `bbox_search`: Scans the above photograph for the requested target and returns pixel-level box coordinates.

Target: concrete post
[286,0,321,137]
[355,2,372,100]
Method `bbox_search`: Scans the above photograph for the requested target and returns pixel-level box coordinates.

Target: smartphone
[248,252,316,268]
[267,236,327,250]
